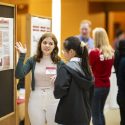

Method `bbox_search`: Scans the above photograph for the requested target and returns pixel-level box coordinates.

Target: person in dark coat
[54,36,94,125]
[114,39,125,125]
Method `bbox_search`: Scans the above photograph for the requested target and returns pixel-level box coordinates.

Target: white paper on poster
[31,16,51,56]
[0,17,13,71]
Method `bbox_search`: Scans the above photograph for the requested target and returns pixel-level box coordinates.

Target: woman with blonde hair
[89,28,114,125]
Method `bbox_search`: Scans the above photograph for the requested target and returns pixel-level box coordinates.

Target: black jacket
[114,50,125,98]
[54,62,94,125]
[115,57,125,98]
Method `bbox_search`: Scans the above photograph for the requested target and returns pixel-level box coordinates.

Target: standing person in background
[54,36,94,125]
[77,20,94,50]
[113,30,125,50]
[114,39,125,125]
[89,28,114,125]
[15,33,64,125]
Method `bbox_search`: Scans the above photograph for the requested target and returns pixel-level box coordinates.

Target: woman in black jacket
[54,36,94,125]
[114,39,125,125]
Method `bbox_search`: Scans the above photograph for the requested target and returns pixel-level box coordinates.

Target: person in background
[15,33,64,125]
[54,36,94,125]
[77,20,94,50]
[89,28,114,125]
[114,39,125,125]
[113,29,125,50]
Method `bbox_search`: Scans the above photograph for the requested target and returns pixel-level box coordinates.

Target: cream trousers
[28,87,59,125]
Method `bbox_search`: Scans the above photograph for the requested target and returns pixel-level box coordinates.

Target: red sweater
[89,49,114,88]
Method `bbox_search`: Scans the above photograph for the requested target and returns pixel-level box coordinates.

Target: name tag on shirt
[45,67,57,75]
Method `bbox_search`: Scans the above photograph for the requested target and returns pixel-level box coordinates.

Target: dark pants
[92,88,109,125]
[19,120,24,125]
[58,124,86,125]
[117,95,125,125]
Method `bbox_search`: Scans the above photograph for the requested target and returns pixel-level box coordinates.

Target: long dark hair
[63,36,92,77]
[34,32,61,63]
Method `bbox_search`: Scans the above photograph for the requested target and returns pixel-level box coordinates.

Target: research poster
[0,17,13,71]
[31,16,51,56]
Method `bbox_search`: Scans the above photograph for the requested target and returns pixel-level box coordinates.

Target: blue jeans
[58,124,85,125]
[58,124,86,125]
[92,88,109,125]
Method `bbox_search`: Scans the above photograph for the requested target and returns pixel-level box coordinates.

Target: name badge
[46,67,57,75]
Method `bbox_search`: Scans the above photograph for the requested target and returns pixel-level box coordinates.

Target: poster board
[27,15,52,56]
[0,3,15,118]
[0,17,13,70]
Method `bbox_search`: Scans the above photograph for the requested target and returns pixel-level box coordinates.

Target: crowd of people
[15,20,125,125]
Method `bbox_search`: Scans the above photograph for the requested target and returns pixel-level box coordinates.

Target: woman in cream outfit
[15,33,64,125]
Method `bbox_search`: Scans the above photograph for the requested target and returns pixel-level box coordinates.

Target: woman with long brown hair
[15,32,64,125]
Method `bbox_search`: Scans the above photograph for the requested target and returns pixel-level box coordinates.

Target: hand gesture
[15,42,27,54]
[50,75,57,84]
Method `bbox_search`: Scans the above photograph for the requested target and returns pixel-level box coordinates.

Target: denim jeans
[58,124,87,125]
[58,124,86,125]
[92,88,110,125]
